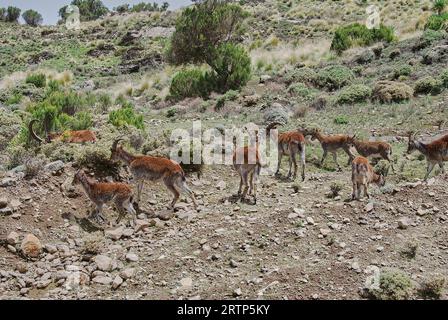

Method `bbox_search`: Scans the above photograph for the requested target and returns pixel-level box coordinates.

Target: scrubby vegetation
[366,269,414,300]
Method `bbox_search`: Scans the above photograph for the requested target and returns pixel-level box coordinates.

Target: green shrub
[414,30,446,50]
[424,13,448,31]
[393,64,413,79]
[441,70,448,87]
[367,269,413,300]
[284,67,318,85]
[59,0,109,22]
[97,93,112,112]
[169,68,211,101]
[22,9,43,27]
[26,73,46,88]
[5,6,21,23]
[6,93,23,106]
[334,115,349,124]
[166,108,177,118]
[331,23,395,53]
[317,65,355,90]
[418,275,445,299]
[414,76,444,95]
[108,106,144,129]
[288,83,317,101]
[208,43,251,92]
[336,84,371,104]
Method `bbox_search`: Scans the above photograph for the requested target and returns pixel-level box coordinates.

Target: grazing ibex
[267,122,306,181]
[29,119,97,144]
[305,128,355,171]
[406,131,448,181]
[351,156,386,200]
[110,139,198,210]
[72,169,136,225]
[352,139,394,172]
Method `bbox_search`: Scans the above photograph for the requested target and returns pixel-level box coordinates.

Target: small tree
[22,9,43,27]
[161,2,169,11]
[59,0,109,22]
[0,7,6,21]
[6,6,21,23]
[433,0,447,15]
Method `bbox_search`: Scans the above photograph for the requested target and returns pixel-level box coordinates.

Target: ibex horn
[28,119,45,144]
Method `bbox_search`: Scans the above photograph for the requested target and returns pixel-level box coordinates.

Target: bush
[22,9,43,27]
[26,73,47,88]
[418,275,445,299]
[440,69,448,87]
[284,67,318,86]
[414,76,444,95]
[288,83,317,101]
[5,6,21,23]
[414,30,446,50]
[329,182,343,197]
[316,65,355,90]
[372,81,413,103]
[169,68,211,101]
[334,115,349,125]
[59,0,109,22]
[108,106,144,129]
[208,43,251,92]
[366,269,413,300]
[24,155,46,177]
[331,23,395,53]
[393,64,413,79]
[97,93,112,112]
[336,84,371,105]
[0,8,6,21]
[75,144,120,177]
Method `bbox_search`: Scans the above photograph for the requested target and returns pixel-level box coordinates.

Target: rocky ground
[1,157,447,300]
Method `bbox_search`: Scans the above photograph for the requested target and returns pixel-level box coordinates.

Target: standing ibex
[406,131,448,181]
[29,119,97,144]
[351,156,386,200]
[110,139,198,210]
[267,122,306,181]
[305,128,355,171]
[352,139,394,172]
[72,169,137,225]
[233,145,263,204]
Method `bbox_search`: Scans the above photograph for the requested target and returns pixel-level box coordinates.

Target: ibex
[406,131,448,181]
[351,156,386,200]
[305,128,355,171]
[110,139,198,210]
[352,139,394,172]
[72,169,137,225]
[233,145,262,204]
[267,122,306,181]
[29,119,97,144]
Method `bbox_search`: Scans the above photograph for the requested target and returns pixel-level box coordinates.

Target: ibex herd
[36,117,445,226]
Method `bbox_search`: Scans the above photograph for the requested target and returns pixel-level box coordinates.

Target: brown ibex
[29,119,97,144]
[110,139,198,210]
[72,169,136,225]
[352,139,394,172]
[351,156,386,200]
[406,131,448,181]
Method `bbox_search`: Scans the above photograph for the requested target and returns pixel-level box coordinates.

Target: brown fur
[351,156,385,200]
[306,128,355,171]
[29,120,96,144]
[72,169,136,225]
[407,132,448,181]
[353,139,394,172]
[233,146,262,204]
[110,140,197,210]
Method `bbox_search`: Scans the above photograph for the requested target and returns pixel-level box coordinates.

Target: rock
[44,244,58,254]
[94,255,113,272]
[0,197,8,208]
[112,275,123,290]
[293,208,305,218]
[216,180,227,190]
[417,208,428,216]
[0,207,13,215]
[157,211,174,221]
[398,217,411,229]
[7,231,20,245]
[44,160,64,173]
[179,277,193,289]
[20,234,42,258]
[320,228,331,237]
[92,276,113,285]
[365,202,374,212]
[9,199,22,211]
[230,259,238,268]
[233,288,242,297]
[134,219,154,232]
[120,268,135,280]
[126,252,139,262]
[259,75,272,83]
[306,217,315,225]
[105,226,124,241]
[0,177,16,187]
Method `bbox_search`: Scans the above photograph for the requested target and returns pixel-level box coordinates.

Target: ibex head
[110,138,125,161]
[406,131,419,154]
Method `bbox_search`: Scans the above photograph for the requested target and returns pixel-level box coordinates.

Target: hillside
[1,0,448,300]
